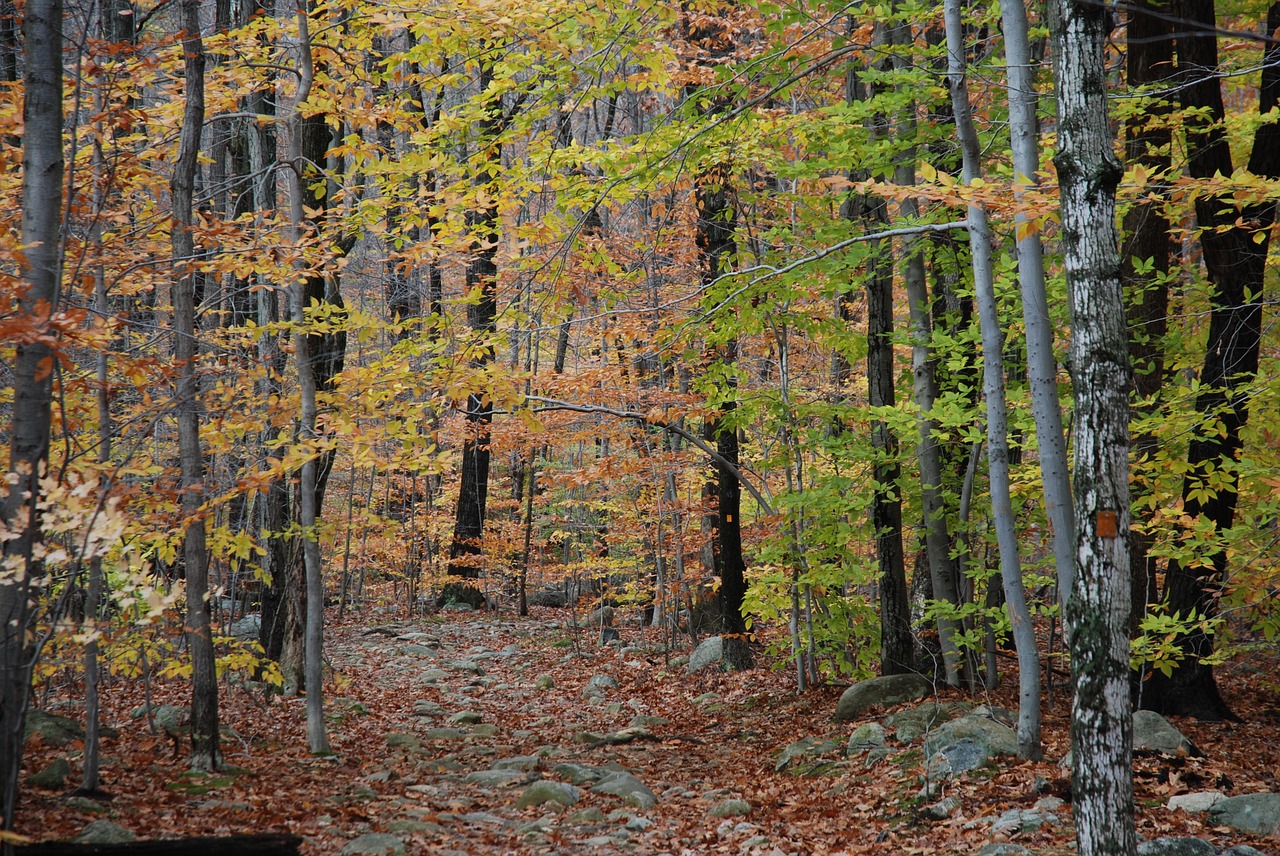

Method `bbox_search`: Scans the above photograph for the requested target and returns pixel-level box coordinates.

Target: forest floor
[17,606,1280,855]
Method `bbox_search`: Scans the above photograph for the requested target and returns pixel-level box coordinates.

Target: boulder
[1135,838,1217,856]
[847,722,886,755]
[27,758,71,789]
[1219,847,1270,856]
[924,715,1019,773]
[229,614,262,640]
[1209,793,1280,836]
[1132,710,1196,755]
[686,637,724,674]
[515,780,580,809]
[774,737,844,774]
[920,796,962,821]
[463,769,526,788]
[338,833,407,856]
[708,799,751,818]
[978,846,1032,856]
[885,701,971,743]
[584,606,614,627]
[1166,791,1225,813]
[25,710,84,748]
[73,820,136,845]
[554,763,604,785]
[833,674,932,722]
[591,770,658,810]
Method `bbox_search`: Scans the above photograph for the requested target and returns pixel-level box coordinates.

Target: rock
[25,710,84,747]
[74,820,137,844]
[400,644,434,657]
[444,660,484,675]
[1135,837,1217,856]
[493,755,539,772]
[591,770,658,810]
[385,732,422,750]
[417,669,450,684]
[834,674,933,722]
[1219,847,1270,856]
[567,806,606,823]
[709,799,752,818]
[774,737,844,774]
[412,700,445,717]
[1167,791,1226,813]
[847,722,886,755]
[448,711,483,725]
[921,795,962,821]
[584,605,615,626]
[924,715,1019,771]
[516,780,580,808]
[884,701,972,742]
[1209,793,1280,836]
[230,614,261,640]
[554,763,604,785]
[442,603,475,613]
[464,769,526,788]
[27,757,71,789]
[528,589,569,608]
[339,833,408,855]
[990,807,1061,836]
[979,846,1032,856]
[1133,710,1196,755]
[534,674,554,690]
[687,637,724,673]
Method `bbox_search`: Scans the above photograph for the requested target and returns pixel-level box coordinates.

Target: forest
[1,0,1279,851]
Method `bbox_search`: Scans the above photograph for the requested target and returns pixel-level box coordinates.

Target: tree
[1051,0,1136,851]
[0,0,63,826]
[1139,0,1280,720]
[171,0,219,772]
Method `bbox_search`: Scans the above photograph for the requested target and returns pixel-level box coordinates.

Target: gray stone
[687,636,724,673]
[978,846,1032,856]
[774,736,844,773]
[567,806,606,823]
[339,833,407,855]
[534,674,554,690]
[28,757,71,789]
[709,799,752,818]
[385,732,422,750]
[464,769,526,788]
[469,723,499,737]
[1210,793,1280,836]
[554,763,604,785]
[834,674,933,722]
[448,711,483,725]
[25,710,84,747]
[444,660,484,675]
[1167,791,1225,813]
[493,755,539,772]
[1219,847,1270,856]
[74,821,136,845]
[884,701,973,743]
[441,603,475,613]
[584,606,614,626]
[418,669,450,684]
[400,644,434,657]
[384,820,444,835]
[920,796,962,821]
[1135,837,1217,856]
[1133,710,1196,755]
[515,780,580,808]
[629,714,668,729]
[924,715,1019,767]
[847,722,886,755]
[229,614,261,640]
[424,728,468,740]
[412,700,445,717]
[592,770,658,810]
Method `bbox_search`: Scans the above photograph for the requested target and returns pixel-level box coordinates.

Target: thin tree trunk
[944,0,1040,759]
[285,0,330,755]
[1051,0,1136,850]
[171,0,219,772]
[998,0,1074,603]
[0,0,62,824]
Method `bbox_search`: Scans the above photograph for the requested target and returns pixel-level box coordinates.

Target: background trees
[2,0,1280,840]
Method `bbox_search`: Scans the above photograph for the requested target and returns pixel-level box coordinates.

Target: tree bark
[945,0,1041,760]
[0,0,62,825]
[1051,0,1136,851]
[1139,0,1280,721]
[170,0,219,772]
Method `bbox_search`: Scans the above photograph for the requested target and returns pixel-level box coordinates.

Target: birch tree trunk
[998,0,1074,603]
[1051,0,1136,851]
[944,0,1040,756]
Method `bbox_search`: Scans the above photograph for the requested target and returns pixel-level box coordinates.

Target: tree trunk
[171,0,219,772]
[944,0,1040,760]
[1139,0,1280,721]
[1121,0,1173,637]
[0,0,62,825]
[1051,0,1136,851]
[443,54,501,609]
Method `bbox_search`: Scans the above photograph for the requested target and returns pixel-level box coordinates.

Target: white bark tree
[1051,0,1136,852]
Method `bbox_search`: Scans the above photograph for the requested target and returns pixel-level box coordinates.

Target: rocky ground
[17,609,1280,854]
